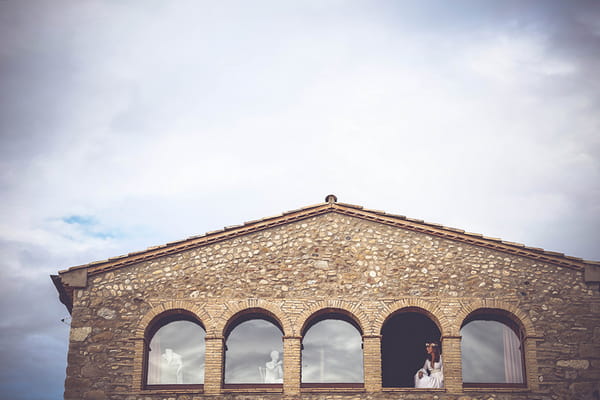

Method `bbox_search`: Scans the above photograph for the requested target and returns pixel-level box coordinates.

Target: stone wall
[61,212,600,400]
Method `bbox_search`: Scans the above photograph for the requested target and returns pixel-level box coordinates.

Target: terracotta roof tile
[384,213,407,220]
[166,239,186,246]
[465,232,483,238]
[300,203,326,210]
[544,250,565,257]
[482,236,501,241]
[337,202,363,209]
[224,224,244,230]
[127,250,147,256]
[501,241,525,248]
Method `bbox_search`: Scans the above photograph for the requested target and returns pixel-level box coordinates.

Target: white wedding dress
[414,356,444,388]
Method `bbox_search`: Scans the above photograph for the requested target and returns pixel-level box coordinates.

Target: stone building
[52,196,600,400]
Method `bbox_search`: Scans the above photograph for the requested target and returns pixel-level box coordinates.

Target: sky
[0,1,599,398]
[225,319,283,383]
[302,319,363,383]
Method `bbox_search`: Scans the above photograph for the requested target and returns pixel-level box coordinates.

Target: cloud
[461,320,513,383]
[0,261,69,400]
[302,320,363,382]
[0,1,599,397]
[466,33,577,84]
[225,319,283,383]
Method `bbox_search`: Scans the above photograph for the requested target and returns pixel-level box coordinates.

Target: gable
[53,198,599,312]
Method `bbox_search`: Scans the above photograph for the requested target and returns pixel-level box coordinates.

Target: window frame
[222,309,285,391]
[143,309,206,391]
[460,309,527,389]
[300,308,365,389]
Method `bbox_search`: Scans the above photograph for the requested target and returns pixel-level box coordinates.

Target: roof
[61,196,599,275]
[52,196,600,312]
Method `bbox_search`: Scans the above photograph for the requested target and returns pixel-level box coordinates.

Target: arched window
[381,309,441,387]
[223,310,284,387]
[301,310,364,387]
[461,309,525,387]
[145,310,205,387]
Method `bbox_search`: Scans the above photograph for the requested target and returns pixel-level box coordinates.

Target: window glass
[461,319,524,384]
[147,320,205,385]
[302,319,364,383]
[224,319,283,384]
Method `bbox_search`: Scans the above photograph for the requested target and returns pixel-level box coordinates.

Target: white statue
[161,348,183,384]
[264,350,283,383]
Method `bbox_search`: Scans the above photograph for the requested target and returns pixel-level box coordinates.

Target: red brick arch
[454,298,538,337]
[373,298,450,337]
[295,299,369,336]
[135,300,212,338]
[215,299,292,337]
[132,301,213,390]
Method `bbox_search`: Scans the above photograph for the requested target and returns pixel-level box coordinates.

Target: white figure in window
[414,342,443,388]
[161,348,183,384]
[264,350,283,383]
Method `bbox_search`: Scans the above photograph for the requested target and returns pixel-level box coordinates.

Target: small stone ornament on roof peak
[325,194,338,203]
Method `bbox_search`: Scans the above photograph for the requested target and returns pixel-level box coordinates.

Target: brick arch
[373,298,450,337]
[455,298,538,337]
[135,300,212,338]
[214,299,292,337]
[295,300,370,336]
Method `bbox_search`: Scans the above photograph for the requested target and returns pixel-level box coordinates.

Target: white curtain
[148,338,161,384]
[502,325,523,383]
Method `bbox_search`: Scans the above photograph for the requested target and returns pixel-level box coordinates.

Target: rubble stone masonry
[58,210,600,400]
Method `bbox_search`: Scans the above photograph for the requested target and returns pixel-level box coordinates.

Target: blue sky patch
[60,215,121,239]
[62,215,96,226]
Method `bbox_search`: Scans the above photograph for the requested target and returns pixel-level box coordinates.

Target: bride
[414,342,443,388]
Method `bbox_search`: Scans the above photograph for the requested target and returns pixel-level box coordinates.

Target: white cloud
[466,33,577,84]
